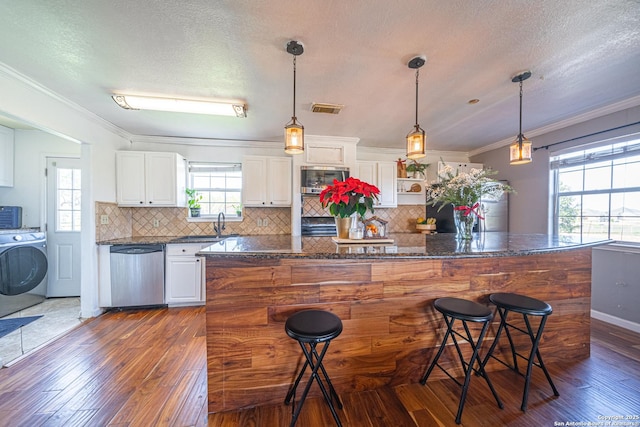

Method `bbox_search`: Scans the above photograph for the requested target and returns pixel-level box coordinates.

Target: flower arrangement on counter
[319,177,381,218]
[427,162,514,216]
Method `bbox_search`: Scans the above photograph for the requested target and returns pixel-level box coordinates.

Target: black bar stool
[284,310,343,427]
[482,293,560,411]
[420,297,503,424]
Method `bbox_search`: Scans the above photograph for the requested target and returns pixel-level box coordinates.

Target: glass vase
[453,208,477,240]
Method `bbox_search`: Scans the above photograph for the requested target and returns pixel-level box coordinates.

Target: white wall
[471,105,640,233]
[0,130,80,227]
[129,136,285,162]
[0,65,130,317]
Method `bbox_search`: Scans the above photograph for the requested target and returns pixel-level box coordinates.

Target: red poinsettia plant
[319,177,381,218]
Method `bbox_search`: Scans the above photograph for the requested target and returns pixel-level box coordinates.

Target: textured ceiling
[1,0,639,153]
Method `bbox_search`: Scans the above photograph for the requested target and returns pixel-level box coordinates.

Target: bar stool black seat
[284,309,343,427]
[420,297,503,424]
[482,292,560,411]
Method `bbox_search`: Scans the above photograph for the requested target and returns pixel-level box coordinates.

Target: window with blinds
[551,138,640,242]
[188,162,242,218]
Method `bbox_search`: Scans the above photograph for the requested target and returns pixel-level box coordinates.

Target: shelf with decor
[397,177,425,205]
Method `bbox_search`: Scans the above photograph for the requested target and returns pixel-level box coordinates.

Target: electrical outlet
[100,215,109,225]
[153,219,160,227]
[263,218,269,227]
[257,218,263,227]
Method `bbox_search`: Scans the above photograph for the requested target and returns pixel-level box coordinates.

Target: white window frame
[188,162,242,220]
[551,135,640,243]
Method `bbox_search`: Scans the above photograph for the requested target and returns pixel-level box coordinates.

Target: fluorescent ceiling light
[112,94,246,118]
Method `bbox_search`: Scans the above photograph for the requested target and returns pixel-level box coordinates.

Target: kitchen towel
[0,315,43,338]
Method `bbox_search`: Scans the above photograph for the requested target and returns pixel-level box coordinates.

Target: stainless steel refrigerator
[426,181,509,233]
[478,180,509,232]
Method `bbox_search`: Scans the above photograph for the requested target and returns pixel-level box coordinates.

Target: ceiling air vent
[311,102,344,114]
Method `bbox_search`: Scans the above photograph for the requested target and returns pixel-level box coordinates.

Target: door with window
[46,157,82,297]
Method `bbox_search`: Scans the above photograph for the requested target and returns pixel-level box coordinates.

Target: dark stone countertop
[97,235,230,245]
[197,232,611,259]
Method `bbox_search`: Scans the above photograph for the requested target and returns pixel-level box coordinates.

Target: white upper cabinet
[242,156,292,207]
[0,125,14,187]
[356,161,397,208]
[116,151,186,207]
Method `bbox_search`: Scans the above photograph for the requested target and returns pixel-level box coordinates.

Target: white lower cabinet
[165,244,206,306]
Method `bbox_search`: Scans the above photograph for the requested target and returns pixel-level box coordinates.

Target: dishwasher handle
[110,244,164,255]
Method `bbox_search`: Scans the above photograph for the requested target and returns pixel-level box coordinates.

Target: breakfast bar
[201,232,605,414]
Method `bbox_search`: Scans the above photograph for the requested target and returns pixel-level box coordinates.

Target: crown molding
[0,62,131,141]
[129,134,283,148]
[130,134,362,149]
[469,94,640,157]
[305,135,360,145]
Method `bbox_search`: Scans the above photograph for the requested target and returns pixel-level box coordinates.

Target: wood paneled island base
[204,236,593,414]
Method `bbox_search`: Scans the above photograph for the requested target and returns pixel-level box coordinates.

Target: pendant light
[284,40,304,155]
[406,56,427,160]
[509,71,533,165]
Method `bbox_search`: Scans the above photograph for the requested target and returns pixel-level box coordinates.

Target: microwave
[300,166,349,194]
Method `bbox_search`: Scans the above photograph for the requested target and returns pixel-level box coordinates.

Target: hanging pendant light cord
[518,79,524,144]
[292,55,297,119]
[414,68,420,127]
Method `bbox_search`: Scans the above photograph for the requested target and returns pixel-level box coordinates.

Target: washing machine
[0,230,48,318]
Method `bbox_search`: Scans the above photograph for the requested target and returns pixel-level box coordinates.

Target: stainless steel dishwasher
[109,244,165,308]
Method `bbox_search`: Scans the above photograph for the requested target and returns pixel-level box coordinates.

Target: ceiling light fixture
[112,94,246,117]
[509,71,533,165]
[284,40,304,155]
[406,56,427,160]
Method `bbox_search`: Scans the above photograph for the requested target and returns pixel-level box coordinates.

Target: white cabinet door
[166,257,202,305]
[116,151,146,205]
[242,157,268,206]
[376,162,397,208]
[242,156,292,207]
[145,152,181,206]
[0,125,14,187]
[165,244,205,306]
[116,151,186,207]
[356,161,397,208]
[268,157,292,206]
[357,162,376,186]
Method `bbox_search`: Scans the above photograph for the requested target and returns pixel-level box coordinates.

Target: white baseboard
[591,310,640,333]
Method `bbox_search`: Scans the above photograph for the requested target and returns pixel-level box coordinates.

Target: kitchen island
[201,233,606,413]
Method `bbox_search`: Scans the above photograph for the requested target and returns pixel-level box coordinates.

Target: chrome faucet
[214,212,226,237]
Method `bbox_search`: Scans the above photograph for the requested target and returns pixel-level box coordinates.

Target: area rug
[0,316,43,338]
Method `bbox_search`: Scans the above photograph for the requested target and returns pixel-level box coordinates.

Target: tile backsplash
[95,202,291,241]
[301,197,425,233]
[95,202,426,242]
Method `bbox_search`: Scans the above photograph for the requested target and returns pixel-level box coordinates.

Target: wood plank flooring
[0,306,638,426]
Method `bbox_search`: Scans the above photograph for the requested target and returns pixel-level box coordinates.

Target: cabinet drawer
[165,243,208,256]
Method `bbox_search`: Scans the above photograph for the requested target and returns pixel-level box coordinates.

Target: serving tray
[331,237,395,244]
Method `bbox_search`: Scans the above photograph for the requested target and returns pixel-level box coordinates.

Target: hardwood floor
[0,307,638,426]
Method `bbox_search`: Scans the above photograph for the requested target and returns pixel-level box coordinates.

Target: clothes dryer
[0,231,48,318]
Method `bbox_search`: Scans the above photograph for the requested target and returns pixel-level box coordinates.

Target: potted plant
[406,160,429,179]
[319,177,380,239]
[232,204,242,217]
[185,188,203,217]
